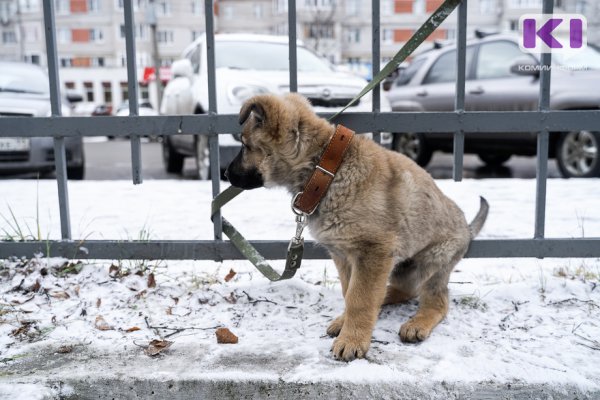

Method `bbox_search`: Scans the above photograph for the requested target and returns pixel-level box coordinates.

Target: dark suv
[386,33,600,178]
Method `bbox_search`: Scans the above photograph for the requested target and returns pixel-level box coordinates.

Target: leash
[210,0,462,281]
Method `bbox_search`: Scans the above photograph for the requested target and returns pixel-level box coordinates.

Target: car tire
[195,135,210,180]
[556,130,600,178]
[393,132,433,167]
[67,164,85,180]
[478,153,512,167]
[162,137,185,174]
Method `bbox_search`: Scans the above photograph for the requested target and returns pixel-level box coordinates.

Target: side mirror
[510,59,540,77]
[171,59,193,79]
[66,92,83,103]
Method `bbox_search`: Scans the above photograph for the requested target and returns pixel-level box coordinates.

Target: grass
[554,260,600,283]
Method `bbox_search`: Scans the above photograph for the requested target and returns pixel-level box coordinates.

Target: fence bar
[123,0,143,185]
[2,238,600,261]
[288,0,297,93]
[371,0,381,144]
[453,0,467,181]
[534,0,554,239]
[3,111,600,138]
[42,0,71,240]
[205,0,222,240]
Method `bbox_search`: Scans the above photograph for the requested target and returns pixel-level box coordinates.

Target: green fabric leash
[210,0,461,281]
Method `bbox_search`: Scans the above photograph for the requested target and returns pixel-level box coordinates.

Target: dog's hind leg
[399,238,468,343]
[326,254,351,337]
[383,259,420,305]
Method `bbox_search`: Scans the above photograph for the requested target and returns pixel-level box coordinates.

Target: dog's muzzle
[225,151,264,190]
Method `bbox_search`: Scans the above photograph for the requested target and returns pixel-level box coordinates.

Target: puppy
[226,93,488,361]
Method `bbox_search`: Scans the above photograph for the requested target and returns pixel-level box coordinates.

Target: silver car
[0,62,85,180]
[386,33,600,178]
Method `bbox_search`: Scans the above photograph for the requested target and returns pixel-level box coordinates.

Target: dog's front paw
[399,318,431,343]
[331,333,370,361]
[326,314,345,337]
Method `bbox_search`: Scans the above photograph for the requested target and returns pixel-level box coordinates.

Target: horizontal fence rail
[1,0,600,263]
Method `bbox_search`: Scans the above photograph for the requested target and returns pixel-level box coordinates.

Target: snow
[1,179,599,395]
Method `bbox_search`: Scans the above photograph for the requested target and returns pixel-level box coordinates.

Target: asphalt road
[83,137,561,181]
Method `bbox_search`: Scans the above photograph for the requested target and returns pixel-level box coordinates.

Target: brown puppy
[226,93,489,361]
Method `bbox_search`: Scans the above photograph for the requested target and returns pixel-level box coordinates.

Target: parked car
[386,33,600,178]
[91,104,112,116]
[160,33,391,179]
[114,100,159,117]
[0,61,85,180]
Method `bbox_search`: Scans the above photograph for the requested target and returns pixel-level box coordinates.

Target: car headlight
[228,84,269,105]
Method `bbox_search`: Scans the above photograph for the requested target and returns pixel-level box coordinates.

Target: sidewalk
[1,180,599,399]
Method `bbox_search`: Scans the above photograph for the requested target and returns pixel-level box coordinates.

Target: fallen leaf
[57,345,74,354]
[144,339,173,356]
[108,265,120,278]
[224,292,237,304]
[224,269,237,282]
[215,327,238,344]
[166,306,172,316]
[73,285,80,297]
[96,298,102,308]
[147,273,156,288]
[49,291,70,300]
[125,326,141,333]
[28,280,41,294]
[94,315,114,331]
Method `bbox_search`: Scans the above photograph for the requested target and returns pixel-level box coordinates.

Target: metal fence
[1,0,599,261]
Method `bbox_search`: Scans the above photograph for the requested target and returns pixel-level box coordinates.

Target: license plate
[0,138,30,152]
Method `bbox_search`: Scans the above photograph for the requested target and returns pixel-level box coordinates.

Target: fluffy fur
[226,93,489,361]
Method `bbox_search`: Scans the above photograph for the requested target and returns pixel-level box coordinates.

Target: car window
[215,41,332,73]
[476,41,535,79]
[395,58,426,86]
[0,64,49,95]
[186,46,201,74]
[423,46,474,85]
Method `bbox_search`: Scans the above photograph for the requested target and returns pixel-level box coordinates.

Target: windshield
[215,41,333,73]
[0,63,49,95]
[553,46,600,70]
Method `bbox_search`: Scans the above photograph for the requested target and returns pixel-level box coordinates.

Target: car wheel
[67,164,85,180]
[556,130,600,178]
[195,135,210,180]
[478,153,512,167]
[393,132,432,167]
[162,137,185,174]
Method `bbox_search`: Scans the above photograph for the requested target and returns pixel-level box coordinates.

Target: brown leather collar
[292,124,355,215]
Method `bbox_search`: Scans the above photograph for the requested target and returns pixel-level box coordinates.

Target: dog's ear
[238,102,266,126]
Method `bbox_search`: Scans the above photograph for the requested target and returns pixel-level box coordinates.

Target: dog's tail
[469,196,489,239]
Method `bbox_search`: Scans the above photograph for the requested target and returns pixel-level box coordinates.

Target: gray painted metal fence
[1,0,599,261]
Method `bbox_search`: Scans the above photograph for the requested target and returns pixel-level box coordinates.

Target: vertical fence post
[453,0,467,181]
[534,0,554,239]
[372,0,381,144]
[124,0,143,185]
[288,0,297,93]
[42,0,71,240]
[205,0,222,240]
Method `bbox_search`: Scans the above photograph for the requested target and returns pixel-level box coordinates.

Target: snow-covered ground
[0,179,599,398]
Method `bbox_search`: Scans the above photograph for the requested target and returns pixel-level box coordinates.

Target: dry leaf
[165,306,172,316]
[147,273,156,288]
[125,326,141,333]
[57,345,74,354]
[144,339,173,356]
[94,315,114,331]
[28,280,41,294]
[73,285,80,297]
[224,269,237,282]
[49,291,70,300]
[96,298,102,308]
[215,327,238,344]
[108,265,120,278]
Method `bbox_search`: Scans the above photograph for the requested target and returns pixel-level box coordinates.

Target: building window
[346,0,360,16]
[414,0,425,14]
[102,81,112,104]
[90,28,104,42]
[223,5,233,19]
[254,3,262,18]
[120,82,129,101]
[306,22,334,39]
[139,83,149,100]
[274,0,287,13]
[191,0,202,15]
[2,31,17,44]
[84,82,94,102]
[345,28,361,44]
[120,24,147,40]
[24,54,41,65]
[87,0,100,12]
[479,0,496,14]
[92,57,105,67]
[58,28,70,43]
[156,30,174,43]
[381,0,393,14]
[60,58,73,67]
[19,0,39,13]
[56,0,70,14]
[382,28,393,45]
[191,30,202,41]
[156,0,170,15]
[575,0,587,14]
